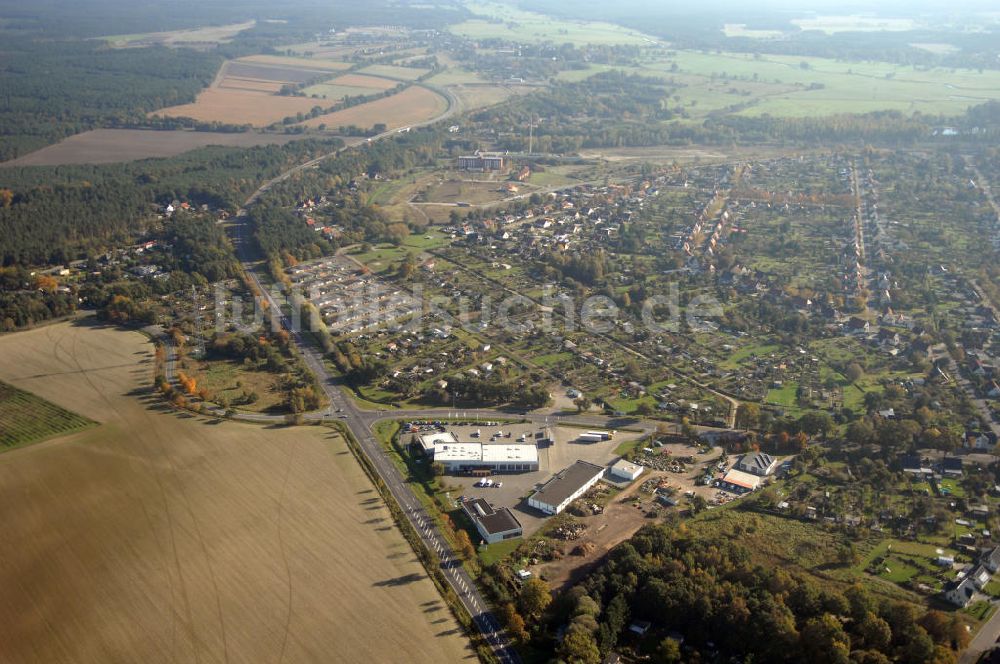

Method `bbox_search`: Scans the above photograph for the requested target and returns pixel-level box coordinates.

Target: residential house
[941,457,964,477]
[877,328,901,346]
[966,430,998,451]
[900,453,931,475]
[846,317,870,335]
[983,545,1000,573]
[943,577,977,607]
[970,565,993,589]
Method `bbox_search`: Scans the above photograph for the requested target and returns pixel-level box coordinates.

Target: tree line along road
[225,95,522,664]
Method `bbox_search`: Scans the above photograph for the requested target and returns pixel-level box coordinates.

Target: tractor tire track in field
[274,438,299,664]
[61,326,199,662]
[121,332,231,664]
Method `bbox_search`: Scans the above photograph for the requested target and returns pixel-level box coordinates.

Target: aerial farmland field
[303,73,399,100]
[0,129,306,167]
[558,49,1000,118]
[154,88,322,126]
[359,64,431,81]
[104,20,256,48]
[0,380,93,450]
[237,54,352,71]
[0,322,474,664]
[299,85,449,130]
[449,0,655,45]
[154,56,360,126]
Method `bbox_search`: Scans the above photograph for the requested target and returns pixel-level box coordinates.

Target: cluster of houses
[294,196,343,241]
[351,327,520,399]
[450,177,661,259]
[944,544,1000,607]
[288,256,420,335]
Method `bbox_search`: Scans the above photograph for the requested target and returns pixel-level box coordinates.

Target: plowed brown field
[0,321,474,664]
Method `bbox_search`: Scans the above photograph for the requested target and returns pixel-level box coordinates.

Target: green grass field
[426,68,488,86]
[478,538,522,566]
[0,380,95,450]
[302,83,386,100]
[560,50,1000,118]
[721,342,781,369]
[766,382,799,408]
[449,0,655,46]
[938,477,965,498]
[359,64,430,81]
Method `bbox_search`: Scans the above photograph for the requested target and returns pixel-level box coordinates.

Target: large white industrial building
[432,441,539,473]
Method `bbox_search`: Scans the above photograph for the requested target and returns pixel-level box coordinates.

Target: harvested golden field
[450,84,528,111]
[155,88,323,126]
[300,86,448,130]
[0,321,474,664]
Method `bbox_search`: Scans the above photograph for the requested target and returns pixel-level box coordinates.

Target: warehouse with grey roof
[527,460,605,515]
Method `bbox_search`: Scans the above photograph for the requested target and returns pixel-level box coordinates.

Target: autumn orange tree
[176,371,198,396]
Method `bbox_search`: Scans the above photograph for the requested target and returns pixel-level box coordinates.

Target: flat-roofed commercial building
[416,431,458,454]
[528,460,605,515]
[433,442,539,473]
[457,154,507,172]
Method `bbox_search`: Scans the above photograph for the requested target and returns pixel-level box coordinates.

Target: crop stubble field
[0,322,474,664]
[299,85,448,130]
[155,87,323,126]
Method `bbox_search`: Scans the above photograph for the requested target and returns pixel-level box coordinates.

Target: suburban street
[961,604,1000,664]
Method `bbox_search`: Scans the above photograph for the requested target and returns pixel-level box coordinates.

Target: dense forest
[499,523,967,663]
[0,40,222,161]
[0,138,339,265]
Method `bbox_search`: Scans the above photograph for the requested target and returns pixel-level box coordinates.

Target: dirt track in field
[0,321,474,664]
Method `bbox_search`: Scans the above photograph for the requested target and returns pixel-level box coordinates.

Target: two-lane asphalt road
[224,98,520,662]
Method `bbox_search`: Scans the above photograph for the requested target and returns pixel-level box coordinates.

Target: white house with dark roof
[970,565,992,589]
[944,577,977,607]
[983,544,1000,573]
